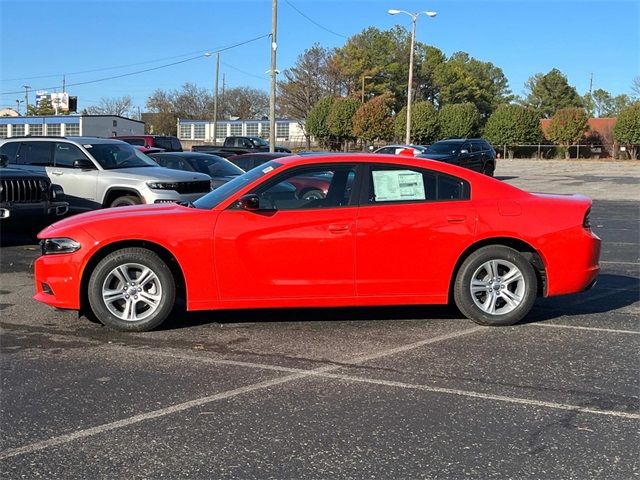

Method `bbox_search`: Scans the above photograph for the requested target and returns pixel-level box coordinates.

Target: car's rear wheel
[454,246,537,326]
[110,195,142,208]
[87,248,175,331]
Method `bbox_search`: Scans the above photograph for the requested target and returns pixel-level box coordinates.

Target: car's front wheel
[87,248,176,331]
[110,195,142,208]
[454,246,537,326]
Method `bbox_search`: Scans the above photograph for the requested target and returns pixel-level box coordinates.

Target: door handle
[446,215,466,223]
[51,170,63,176]
[328,224,350,233]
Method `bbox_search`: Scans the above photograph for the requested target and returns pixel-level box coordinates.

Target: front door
[214,164,359,300]
[50,142,99,211]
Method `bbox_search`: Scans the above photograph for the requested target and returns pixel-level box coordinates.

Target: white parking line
[600,260,640,266]
[533,323,640,335]
[0,326,484,461]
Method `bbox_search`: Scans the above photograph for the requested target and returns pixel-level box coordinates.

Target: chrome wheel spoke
[138,291,160,308]
[103,289,126,304]
[502,268,523,285]
[487,260,499,279]
[482,292,498,314]
[136,267,155,287]
[501,288,522,308]
[114,266,131,285]
[102,262,162,322]
[470,258,526,316]
[471,279,487,294]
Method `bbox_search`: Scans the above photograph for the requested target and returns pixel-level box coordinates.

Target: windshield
[193,160,283,209]
[191,155,244,177]
[426,142,461,155]
[249,137,269,147]
[85,143,157,169]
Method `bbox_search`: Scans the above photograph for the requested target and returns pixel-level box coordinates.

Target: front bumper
[0,201,69,220]
[34,252,82,309]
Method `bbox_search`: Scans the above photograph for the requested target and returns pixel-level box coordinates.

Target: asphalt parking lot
[1,159,638,479]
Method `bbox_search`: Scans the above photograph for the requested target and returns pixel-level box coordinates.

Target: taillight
[583,208,591,229]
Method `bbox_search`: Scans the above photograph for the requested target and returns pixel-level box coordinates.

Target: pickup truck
[192,136,291,156]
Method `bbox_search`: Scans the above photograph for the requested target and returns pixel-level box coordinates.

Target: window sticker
[83,144,93,149]
[262,166,274,173]
[372,170,425,202]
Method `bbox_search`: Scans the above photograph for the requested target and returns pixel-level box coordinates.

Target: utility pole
[22,85,31,114]
[213,53,220,145]
[269,0,278,152]
[405,15,417,145]
[62,74,66,94]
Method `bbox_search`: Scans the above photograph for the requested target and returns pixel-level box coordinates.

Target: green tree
[327,97,361,150]
[395,101,439,145]
[524,68,583,118]
[306,97,336,148]
[438,103,481,138]
[546,107,589,158]
[352,93,394,144]
[27,97,56,116]
[613,103,640,160]
[484,105,543,159]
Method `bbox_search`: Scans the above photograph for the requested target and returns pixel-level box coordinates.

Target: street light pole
[22,85,31,114]
[213,53,220,145]
[269,0,278,153]
[361,75,372,104]
[388,9,436,145]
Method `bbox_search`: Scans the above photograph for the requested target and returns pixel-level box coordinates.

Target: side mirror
[237,194,260,211]
[459,149,469,156]
[0,154,7,167]
[73,159,94,169]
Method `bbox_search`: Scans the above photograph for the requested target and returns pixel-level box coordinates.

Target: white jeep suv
[0,137,211,211]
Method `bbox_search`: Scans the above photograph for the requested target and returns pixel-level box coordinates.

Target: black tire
[300,189,324,201]
[87,248,175,332]
[482,162,495,177]
[454,245,537,326]
[110,195,142,208]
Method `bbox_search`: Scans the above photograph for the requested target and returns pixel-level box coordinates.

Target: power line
[0,34,270,96]
[220,61,267,81]
[284,0,347,39]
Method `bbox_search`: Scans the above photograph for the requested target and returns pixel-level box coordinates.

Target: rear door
[355,163,476,298]
[52,142,99,211]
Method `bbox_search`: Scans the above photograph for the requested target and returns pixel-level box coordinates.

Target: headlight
[41,238,81,255]
[147,182,180,190]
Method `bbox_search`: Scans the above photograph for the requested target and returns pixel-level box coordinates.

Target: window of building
[112,120,117,127]
[65,123,80,136]
[179,123,192,139]
[229,123,242,136]
[0,125,8,138]
[276,122,289,139]
[29,124,43,136]
[215,123,227,139]
[46,124,61,136]
[246,123,259,136]
[193,124,205,139]
[12,124,25,137]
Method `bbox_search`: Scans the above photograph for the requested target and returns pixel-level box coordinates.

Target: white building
[0,115,144,139]
[177,118,306,145]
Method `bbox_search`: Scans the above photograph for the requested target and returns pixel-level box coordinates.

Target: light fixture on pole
[388,9,436,145]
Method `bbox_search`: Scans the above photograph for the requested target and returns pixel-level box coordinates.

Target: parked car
[34,153,600,332]
[0,137,211,211]
[133,146,164,155]
[373,145,428,156]
[419,139,496,176]
[226,152,292,171]
[0,154,68,221]
[115,135,183,152]
[148,152,244,189]
[192,136,291,156]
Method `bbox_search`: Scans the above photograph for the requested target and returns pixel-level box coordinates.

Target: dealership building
[0,115,144,139]
[176,118,305,144]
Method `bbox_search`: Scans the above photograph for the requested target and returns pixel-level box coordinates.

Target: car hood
[103,166,210,182]
[0,167,49,180]
[39,203,193,237]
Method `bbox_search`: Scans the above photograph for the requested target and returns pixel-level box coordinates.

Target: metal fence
[492,144,639,160]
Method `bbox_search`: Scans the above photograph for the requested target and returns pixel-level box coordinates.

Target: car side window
[17,142,54,166]
[54,142,88,168]
[250,166,357,211]
[368,165,469,204]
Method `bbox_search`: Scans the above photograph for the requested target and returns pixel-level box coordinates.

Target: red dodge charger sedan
[34,154,600,332]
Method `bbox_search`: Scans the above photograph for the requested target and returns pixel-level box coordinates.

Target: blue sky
[1,0,638,113]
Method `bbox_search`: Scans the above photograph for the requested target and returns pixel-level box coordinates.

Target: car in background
[116,135,183,152]
[419,139,496,176]
[374,145,428,156]
[0,154,68,221]
[192,136,291,156]
[133,146,164,155]
[226,152,292,171]
[0,137,211,211]
[148,152,244,189]
[34,153,600,332]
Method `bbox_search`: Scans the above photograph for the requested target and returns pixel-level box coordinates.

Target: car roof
[150,152,226,160]
[230,152,292,159]
[1,136,129,145]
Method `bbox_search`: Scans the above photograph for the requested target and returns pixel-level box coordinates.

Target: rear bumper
[544,227,601,297]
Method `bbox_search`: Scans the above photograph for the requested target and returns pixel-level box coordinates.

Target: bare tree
[85,95,134,116]
[219,87,269,119]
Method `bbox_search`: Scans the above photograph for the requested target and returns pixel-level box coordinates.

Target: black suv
[419,139,496,176]
[0,154,68,221]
